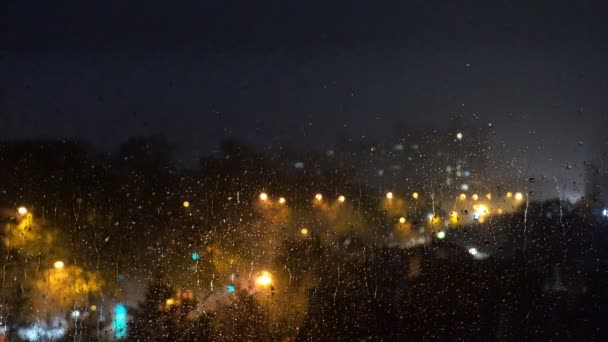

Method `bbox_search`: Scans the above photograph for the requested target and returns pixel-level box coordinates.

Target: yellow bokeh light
[54,261,64,269]
[497,208,504,214]
[476,204,489,216]
[182,201,190,208]
[515,192,523,201]
[399,217,406,224]
[459,193,467,200]
[412,192,419,200]
[300,228,309,236]
[486,193,492,200]
[338,195,346,202]
[278,197,286,204]
[255,271,272,287]
[259,193,268,201]
[315,193,323,201]
[450,211,459,223]
[472,194,479,201]
[90,305,97,312]
[386,192,394,199]
[506,192,513,198]
[17,207,28,215]
[166,298,175,306]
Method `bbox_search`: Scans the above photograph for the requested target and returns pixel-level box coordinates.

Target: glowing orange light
[278,197,286,204]
[255,271,272,287]
[386,192,394,199]
[259,193,268,201]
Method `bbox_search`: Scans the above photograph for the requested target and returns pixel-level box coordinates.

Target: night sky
[2,0,608,180]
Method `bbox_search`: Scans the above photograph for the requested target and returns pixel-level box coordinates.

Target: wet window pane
[1,1,607,340]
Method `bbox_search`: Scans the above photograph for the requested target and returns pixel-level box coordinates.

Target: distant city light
[182,201,190,208]
[506,192,513,198]
[90,305,97,312]
[497,208,504,214]
[71,310,80,319]
[475,204,489,219]
[338,195,346,202]
[315,193,323,201]
[191,252,200,261]
[486,193,492,200]
[399,217,406,224]
[427,213,435,222]
[278,197,286,204]
[54,261,64,269]
[412,192,419,200]
[166,298,175,306]
[450,211,459,224]
[255,271,272,287]
[437,231,446,239]
[515,192,523,201]
[259,193,268,201]
[456,132,463,140]
[472,194,479,201]
[113,304,127,339]
[227,285,235,293]
[17,206,28,215]
[461,184,469,191]
[468,247,478,255]
[386,192,394,199]
[602,208,608,217]
[459,193,467,200]
[300,228,309,236]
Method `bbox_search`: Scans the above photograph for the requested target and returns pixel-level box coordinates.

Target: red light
[182,292,188,299]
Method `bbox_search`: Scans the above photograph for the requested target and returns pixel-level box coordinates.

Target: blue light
[191,252,200,261]
[113,304,127,339]
[227,285,235,293]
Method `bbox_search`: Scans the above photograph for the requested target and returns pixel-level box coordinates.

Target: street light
[472,194,479,201]
[338,195,346,203]
[399,217,406,224]
[300,228,309,236]
[515,192,523,201]
[459,193,467,200]
[17,207,27,215]
[182,201,190,208]
[315,193,323,201]
[412,192,419,200]
[278,197,286,204]
[386,192,394,199]
[506,192,513,198]
[54,261,64,269]
[259,193,268,201]
[255,271,272,287]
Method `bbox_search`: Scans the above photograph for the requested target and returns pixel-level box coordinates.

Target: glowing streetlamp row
[257,192,347,203]
[458,192,523,201]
